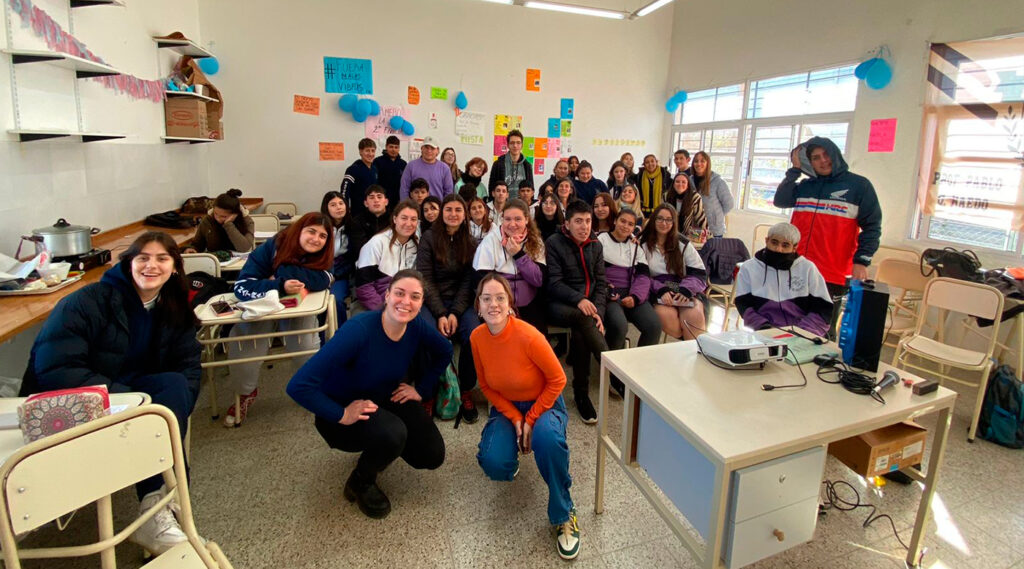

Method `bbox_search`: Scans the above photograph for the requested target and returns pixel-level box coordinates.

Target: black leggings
[314,400,445,479]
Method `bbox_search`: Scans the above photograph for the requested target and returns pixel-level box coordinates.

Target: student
[488,129,534,200]
[591,192,618,235]
[555,178,576,214]
[342,138,379,217]
[420,195,441,233]
[415,194,480,422]
[372,135,407,211]
[691,151,734,238]
[399,136,453,200]
[21,232,200,556]
[472,199,548,335]
[408,178,430,206]
[455,157,489,200]
[734,222,832,337]
[545,200,608,424]
[488,181,510,226]
[599,208,661,359]
[518,180,536,209]
[287,270,450,520]
[572,161,608,204]
[637,154,671,216]
[664,173,707,237]
[355,200,420,311]
[616,184,644,226]
[639,204,707,340]
[620,152,639,184]
[567,156,580,180]
[534,193,564,242]
[673,148,692,177]
[226,213,334,426]
[471,274,580,561]
[542,159,571,190]
[184,189,254,254]
[321,191,356,325]
[606,161,631,199]
[467,195,497,242]
[441,147,460,184]
[349,185,391,257]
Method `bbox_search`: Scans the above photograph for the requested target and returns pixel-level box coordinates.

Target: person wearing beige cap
[399,136,454,201]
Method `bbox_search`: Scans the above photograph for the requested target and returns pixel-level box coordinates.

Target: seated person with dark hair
[734,222,832,336]
[349,185,391,255]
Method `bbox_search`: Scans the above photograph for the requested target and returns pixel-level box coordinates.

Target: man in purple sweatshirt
[399,136,454,200]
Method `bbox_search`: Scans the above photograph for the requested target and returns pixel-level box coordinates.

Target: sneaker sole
[557,544,581,560]
[579,416,598,425]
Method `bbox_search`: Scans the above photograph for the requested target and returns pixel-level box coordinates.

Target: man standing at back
[773,136,881,337]
[343,138,379,217]
[373,135,406,212]
[399,136,453,200]
[489,129,534,201]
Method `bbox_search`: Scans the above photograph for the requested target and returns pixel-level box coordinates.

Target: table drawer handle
[773,529,785,542]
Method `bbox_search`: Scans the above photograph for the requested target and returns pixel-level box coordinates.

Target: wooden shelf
[69,0,124,7]
[162,136,215,144]
[152,38,214,58]
[3,49,121,78]
[164,90,219,103]
[9,130,126,142]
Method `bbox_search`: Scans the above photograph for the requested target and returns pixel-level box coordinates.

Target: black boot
[343,469,391,519]
[574,389,597,424]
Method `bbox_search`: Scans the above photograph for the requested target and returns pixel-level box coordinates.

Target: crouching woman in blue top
[21,231,200,556]
[287,269,451,519]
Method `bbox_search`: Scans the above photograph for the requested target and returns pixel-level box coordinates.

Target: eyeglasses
[655,217,674,224]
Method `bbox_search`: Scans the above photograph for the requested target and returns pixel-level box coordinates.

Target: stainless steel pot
[29,218,100,257]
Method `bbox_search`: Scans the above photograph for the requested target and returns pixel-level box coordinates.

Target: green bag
[434,361,461,420]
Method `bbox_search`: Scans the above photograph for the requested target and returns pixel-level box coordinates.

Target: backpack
[181,196,215,214]
[434,360,461,421]
[977,365,1024,449]
[186,271,232,309]
[145,211,197,229]
[920,247,983,282]
[699,238,750,285]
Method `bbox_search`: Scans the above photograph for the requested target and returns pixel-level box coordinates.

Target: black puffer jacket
[21,261,201,396]
[544,227,608,318]
[415,229,477,318]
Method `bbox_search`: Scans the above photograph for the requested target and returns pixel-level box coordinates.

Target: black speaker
[838,279,890,372]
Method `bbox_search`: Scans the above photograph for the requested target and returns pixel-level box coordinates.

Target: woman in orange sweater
[471,273,580,561]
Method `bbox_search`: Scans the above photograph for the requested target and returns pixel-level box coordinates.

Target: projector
[698,330,789,368]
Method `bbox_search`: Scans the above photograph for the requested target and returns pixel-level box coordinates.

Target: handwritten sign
[868,118,897,153]
[319,142,345,161]
[455,110,486,145]
[323,57,373,94]
[293,95,320,116]
[526,68,541,92]
[366,105,407,140]
[560,98,574,119]
[408,86,420,105]
[430,87,448,100]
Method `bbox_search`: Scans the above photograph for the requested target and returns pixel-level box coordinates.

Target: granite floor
[13,308,1024,569]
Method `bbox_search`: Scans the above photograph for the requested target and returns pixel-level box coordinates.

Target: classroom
[0,0,1022,567]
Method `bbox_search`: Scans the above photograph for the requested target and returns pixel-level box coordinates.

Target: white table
[595,341,957,569]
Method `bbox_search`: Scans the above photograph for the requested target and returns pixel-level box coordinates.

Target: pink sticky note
[868,118,897,153]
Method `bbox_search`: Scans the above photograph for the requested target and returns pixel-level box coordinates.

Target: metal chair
[262,202,297,217]
[182,253,221,278]
[868,246,920,280]
[0,405,233,569]
[750,223,772,255]
[250,214,280,244]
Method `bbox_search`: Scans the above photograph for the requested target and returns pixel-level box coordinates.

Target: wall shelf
[9,130,126,142]
[152,38,214,59]
[2,49,121,78]
[165,90,218,103]
[162,136,215,144]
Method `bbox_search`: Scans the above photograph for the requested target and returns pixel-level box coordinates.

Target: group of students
[18,132,879,562]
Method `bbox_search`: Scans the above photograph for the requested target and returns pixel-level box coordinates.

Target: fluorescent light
[481,0,513,4]
[524,1,626,19]
[634,0,673,17]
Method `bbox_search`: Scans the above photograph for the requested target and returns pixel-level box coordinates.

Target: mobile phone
[210,300,234,316]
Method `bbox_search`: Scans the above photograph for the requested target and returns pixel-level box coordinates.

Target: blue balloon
[389,115,405,130]
[339,94,358,112]
[865,58,892,90]
[198,57,219,75]
[455,91,468,110]
[353,108,369,122]
[665,99,679,113]
[401,121,415,136]
[356,99,372,116]
[673,91,688,104]
[368,99,381,116]
[854,57,879,80]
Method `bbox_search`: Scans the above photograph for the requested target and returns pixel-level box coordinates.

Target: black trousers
[314,399,445,479]
[547,302,608,393]
[826,282,849,340]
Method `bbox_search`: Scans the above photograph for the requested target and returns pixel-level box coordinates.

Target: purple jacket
[399,158,454,201]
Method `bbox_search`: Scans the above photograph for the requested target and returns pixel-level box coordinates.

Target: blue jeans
[419,305,478,391]
[477,396,573,525]
[330,278,351,327]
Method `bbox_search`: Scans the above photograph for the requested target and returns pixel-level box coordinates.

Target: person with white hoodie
[354,200,420,312]
[733,222,832,337]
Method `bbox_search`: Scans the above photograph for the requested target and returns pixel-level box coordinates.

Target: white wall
[197,0,675,213]
[666,0,1024,267]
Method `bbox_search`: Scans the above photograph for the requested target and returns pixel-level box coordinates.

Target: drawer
[730,446,825,522]
[724,495,819,569]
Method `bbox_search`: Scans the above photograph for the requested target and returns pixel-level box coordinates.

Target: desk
[595,341,957,569]
[0,198,263,344]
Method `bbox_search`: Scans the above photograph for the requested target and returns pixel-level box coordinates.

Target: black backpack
[187,271,231,309]
[145,211,197,230]
[920,247,983,282]
[977,365,1024,449]
[698,238,750,285]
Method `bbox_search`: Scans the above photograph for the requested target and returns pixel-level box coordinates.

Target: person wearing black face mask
[733,222,832,336]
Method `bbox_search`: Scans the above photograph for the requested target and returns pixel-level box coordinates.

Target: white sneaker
[554,508,581,560]
[129,489,187,556]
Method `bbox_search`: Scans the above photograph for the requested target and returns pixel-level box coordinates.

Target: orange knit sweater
[470,316,567,426]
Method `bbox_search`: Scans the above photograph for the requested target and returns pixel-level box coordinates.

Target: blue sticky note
[560,98,574,119]
[324,57,373,94]
[548,118,561,138]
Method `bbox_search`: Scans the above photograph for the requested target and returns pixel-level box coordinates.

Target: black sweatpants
[547,302,608,393]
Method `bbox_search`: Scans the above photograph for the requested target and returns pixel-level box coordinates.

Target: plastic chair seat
[903,335,988,368]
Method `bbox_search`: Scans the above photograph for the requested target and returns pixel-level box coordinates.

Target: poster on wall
[365,105,408,140]
[493,135,509,157]
[455,111,486,145]
[408,86,420,105]
[526,68,541,92]
[409,138,424,161]
[867,118,897,153]
[523,137,535,158]
[548,118,561,138]
[534,138,548,158]
[548,139,561,160]
[319,142,345,161]
[560,120,573,138]
[534,160,545,176]
[494,114,523,137]
[560,98,574,119]
[323,57,373,94]
[293,95,320,116]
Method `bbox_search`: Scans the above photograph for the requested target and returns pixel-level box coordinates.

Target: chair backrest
[874,258,931,296]
[921,277,1004,322]
[750,223,771,253]
[182,253,221,278]
[250,214,281,234]
[263,202,297,216]
[869,246,920,279]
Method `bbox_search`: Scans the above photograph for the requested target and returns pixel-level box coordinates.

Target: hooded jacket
[545,228,608,317]
[190,206,255,253]
[355,229,417,310]
[693,171,734,236]
[342,159,378,217]
[488,153,535,199]
[774,136,882,285]
[733,249,832,336]
[572,177,609,205]
[21,261,201,396]
[233,236,333,300]
[372,151,407,208]
[416,228,477,318]
[598,232,652,304]
[643,237,707,299]
[473,230,546,308]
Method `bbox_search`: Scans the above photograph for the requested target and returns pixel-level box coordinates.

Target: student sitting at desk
[287,270,450,519]
[354,200,419,311]
[733,222,832,337]
[184,189,255,254]
[638,203,707,341]
[225,212,334,427]
[22,231,201,557]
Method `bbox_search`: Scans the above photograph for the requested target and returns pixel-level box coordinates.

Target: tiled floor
[14,315,1024,569]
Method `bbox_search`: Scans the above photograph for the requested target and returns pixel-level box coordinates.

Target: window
[673,128,739,187]
[747,66,858,119]
[674,84,744,125]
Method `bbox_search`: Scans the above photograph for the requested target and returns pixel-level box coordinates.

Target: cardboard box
[828,421,927,478]
[208,120,224,140]
[165,98,208,138]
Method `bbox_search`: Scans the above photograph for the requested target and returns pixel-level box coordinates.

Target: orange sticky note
[408,86,420,105]
[293,95,320,116]
[526,68,541,92]
[319,142,345,161]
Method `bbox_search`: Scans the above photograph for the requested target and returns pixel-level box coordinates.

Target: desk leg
[705,463,729,569]
[595,364,609,515]
[906,405,952,568]
[97,494,115,569]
